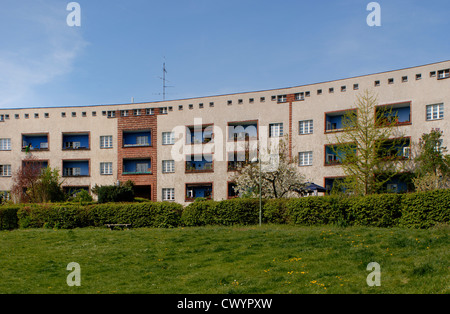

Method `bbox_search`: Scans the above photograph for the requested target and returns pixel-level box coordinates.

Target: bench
[105,224,132,230]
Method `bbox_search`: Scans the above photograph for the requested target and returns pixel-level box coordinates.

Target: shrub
[0,206,20,230]
[400,189,450,229]
[215,198,262,226]
[94,184,134,203]
[263,199,291,224]
[181,200,218,226]
[347,193,402,227]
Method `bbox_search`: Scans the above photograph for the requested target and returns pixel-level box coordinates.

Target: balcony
[378,138,411,160]
[376,102,411,126]
[185,155,213,173]
[123,130,151,147]
[62,133,89,150]
[228,121,258,142]
[62,160,89,177]
[325,144,356,166]
[22,134,49,151]
[122,159,152,175]
[186,125,213,145]
[227,151,252,171]
[186,183,213,202]
[325,110,356,133]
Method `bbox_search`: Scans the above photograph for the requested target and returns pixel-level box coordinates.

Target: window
[146,108,154,115]
[178,105,183,110]
[260,97,265,102]
[426,103,444,120]
[72,112,77,117]
[160,107,168,114]
[136,163,148,173]
[133,109,141,116]
[136,136,149,145]
[162,132,175,145]
[82,112,87,117]
[438,69,450,79]
[388,78,394,84]
[162,160,175,173]
[295,93,304,101]
[329,88,334,93]
[24,114,29,119]
[162,188,175,201]
[199,103,204,108]
[341,86,346,92]
[100,135,113,149]
[0,165,12,177]
[374,80,380,87]
[353,84,359,90]
[277,95,287,103]
[189,104,193,109]
[305,91,310,97]
[269,123,283,137]
[317,89,323,95]
[0,138,11,151]
[61,112,66,118]
[227,100,232,105]
[238,99,243,104]
[34,113,39,118]
[15,114,19,119]
[100,162,113,175]
[92,111,97,117]
[107,111,116,118]
[402,76,408,82]
[299,120,313,135]
[430,71,436,77]
[63,167,81,177]
[299,151,313,166]
[249,98,254,103]
[44,113,49,118]
[209,102,215,107]
[416,74,422,80]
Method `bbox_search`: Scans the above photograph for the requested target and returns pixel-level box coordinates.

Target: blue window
[186,183,213,201]
[63,160,89,177]
[186,155,213,172]
[62,133,89,150]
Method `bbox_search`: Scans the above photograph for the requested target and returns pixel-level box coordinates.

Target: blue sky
[0,0,449,108]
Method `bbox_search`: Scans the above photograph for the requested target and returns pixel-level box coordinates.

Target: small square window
[374,80,381,87]
[227,100,233,105]
[260,97,265,102]
[249,98,254,103]
[34,113,39,118]
[82,112,87,117]
[199,103,204,109]
[72,112,76,117]
[15,114,19,119]
[402,76,408,82]
[430,71,436,77]
[329,88,334,93]
[341,86,346,92]
[24,114,29,119]
[238,99,243,104]
[353,84,359,90]
[305,91,310,97]
[102,111,107,116]
[388,78,394,84]
[271,96,277,101]
[189,104,193,110]
[178,105,183,110]
[44,113,49,118]
[168,106,173,111]
[209,102,214,107]
[416,74,422,80]
[92,111,97,116]
[61,112,66,118]
[317,89,323,95]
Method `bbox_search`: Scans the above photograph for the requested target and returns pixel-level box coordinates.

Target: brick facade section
[117,108,159,201]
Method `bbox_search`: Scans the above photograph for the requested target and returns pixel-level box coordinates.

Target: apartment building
[0,61,449,204]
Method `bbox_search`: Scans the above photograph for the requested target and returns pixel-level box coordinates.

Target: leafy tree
[232,135,307,199]
[413,129,450,191]
[11,157,66,203]
[327,89,408,195]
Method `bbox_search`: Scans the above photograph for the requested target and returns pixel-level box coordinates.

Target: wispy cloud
[0,1,87,108]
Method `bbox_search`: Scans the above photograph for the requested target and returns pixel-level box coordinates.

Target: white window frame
[426,103,444,121]
[136,162,149,173]
[299,151,313,166]
[64,167,81,177]
[0,165,11,177]
[100,135,113,149]
[100,162,113,175]
[162,132,175,145]
[162,160,175,173]
[299,120,313,135]
[269,123,283,138]
[0,138,11,151]
[162,188,175,201]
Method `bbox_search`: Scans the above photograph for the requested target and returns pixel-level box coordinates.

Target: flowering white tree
[231,135,307,199]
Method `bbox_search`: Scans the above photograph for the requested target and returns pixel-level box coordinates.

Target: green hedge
[15,202,182,229]
[1,189,449,230]
[399,189,450,229]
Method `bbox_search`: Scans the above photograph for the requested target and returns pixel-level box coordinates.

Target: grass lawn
[0,225,448,294]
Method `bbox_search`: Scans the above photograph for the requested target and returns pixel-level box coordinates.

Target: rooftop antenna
[158,58,174,101]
